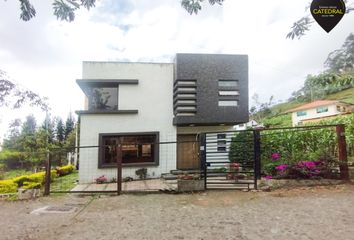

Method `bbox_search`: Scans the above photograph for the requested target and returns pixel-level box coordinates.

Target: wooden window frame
[98,132,159,168]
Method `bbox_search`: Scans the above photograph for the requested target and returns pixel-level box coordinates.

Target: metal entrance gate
[199,130,260,190]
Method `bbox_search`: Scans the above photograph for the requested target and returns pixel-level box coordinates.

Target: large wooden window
[99,132,159,168]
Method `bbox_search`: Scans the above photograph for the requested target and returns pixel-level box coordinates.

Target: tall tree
[41,115,56,145]
[2,119,22,149]
[21,115,37,135]
[55,118,65,144]
[325,33,354,73]
[64,113,75,141]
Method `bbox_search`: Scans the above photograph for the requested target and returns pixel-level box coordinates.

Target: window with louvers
[173,80,197,116]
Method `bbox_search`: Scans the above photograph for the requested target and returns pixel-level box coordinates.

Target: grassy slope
[325,87,354,104]
[261,87,354,127]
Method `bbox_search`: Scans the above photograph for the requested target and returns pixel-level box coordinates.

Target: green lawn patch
[50,171,78,192]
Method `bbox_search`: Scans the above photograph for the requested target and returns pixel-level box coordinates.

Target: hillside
[260,87,354,127]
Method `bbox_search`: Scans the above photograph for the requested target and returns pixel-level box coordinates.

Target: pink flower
[271,153,280,161]
[264,175,273,180]
[275,164,288,171]
[298,161,316,169]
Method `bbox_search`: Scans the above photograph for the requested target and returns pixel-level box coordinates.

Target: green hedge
[56,165,75,177]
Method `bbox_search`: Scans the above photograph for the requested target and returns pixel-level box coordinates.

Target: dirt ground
[1,184,354,240]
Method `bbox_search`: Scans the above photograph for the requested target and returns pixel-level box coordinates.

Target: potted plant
[95,175,107,184]
[226,162,243,181]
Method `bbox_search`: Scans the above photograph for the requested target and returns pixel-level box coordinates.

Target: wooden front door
[177,134,200,170]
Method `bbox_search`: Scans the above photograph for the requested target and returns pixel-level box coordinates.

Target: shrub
[263,162,279,176]
[12,170,56,188]
[135,168,147,179]
[12,176,31,187]
[229,131,254,166]
[0,180,17,194]
[95,175,107,184]
[22,182,41,189]
[56,165,75,177]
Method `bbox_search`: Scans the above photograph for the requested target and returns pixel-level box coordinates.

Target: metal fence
[199,130,258,190]
[47,141,180,195]
[0,124,346,196]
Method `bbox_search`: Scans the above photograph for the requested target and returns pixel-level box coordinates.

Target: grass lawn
[50,171,78,192]
[326,87,354,104]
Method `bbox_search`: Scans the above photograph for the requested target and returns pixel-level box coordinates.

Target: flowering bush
[262,146,335,179]
[230,163,241,172]
[271,153,280,161]
[95,175,107,184]
[290,160,327,179]
[226,162,242,180]
[275,164,288,171]
[264,175,273,180]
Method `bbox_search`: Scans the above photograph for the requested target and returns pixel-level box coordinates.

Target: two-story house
[286,100,354,126]
[76,53,248,183]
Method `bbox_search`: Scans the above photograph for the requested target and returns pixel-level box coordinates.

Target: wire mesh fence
[259,124,350,180]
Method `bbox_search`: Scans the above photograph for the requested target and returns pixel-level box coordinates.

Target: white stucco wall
[79,62,176,183]
[292,104,340,126]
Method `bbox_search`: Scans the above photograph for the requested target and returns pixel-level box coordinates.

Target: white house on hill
[286,100,354,126]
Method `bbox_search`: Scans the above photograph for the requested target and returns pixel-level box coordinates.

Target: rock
[260,185,271,192]
[18,188,41,200]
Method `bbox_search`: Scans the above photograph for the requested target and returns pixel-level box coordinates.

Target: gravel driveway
[1,184,354,240]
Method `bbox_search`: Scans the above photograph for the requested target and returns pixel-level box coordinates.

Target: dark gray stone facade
[173,53,249,126]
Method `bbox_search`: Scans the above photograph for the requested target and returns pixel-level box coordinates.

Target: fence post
[336,124,350,181]
[253,130,261,183]
[199,133,207,190]
[116,140,122,195]
[44,151,51,196]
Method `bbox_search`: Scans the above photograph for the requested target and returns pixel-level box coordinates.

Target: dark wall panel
[173,53,249,126]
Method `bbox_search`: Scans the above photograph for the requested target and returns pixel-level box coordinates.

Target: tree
[249,94,275,121]
[41,115,56,145]
[14,0,225,22]
[64,113,75,141]
[0,70,49,111]
[21,115,37,135]
[181,0,225,14]
[55,118,65,144]
[287,1,354,40]
[325,33,354,72]
[2,119,22,150]
[16,0,96,22]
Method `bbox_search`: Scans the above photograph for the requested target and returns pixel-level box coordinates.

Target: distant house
[286,100,354,126]
[234,120,263,130]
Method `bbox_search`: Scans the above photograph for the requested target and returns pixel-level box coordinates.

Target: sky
[1,0,354,141]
